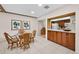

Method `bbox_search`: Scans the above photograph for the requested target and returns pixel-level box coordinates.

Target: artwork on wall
[11,20,21,30]
[23,21,30,30]
[11,20,30,30]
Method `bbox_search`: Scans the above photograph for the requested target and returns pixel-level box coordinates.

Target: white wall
[0,12,38,41]
[38,4,79,53]
[76,10,79,53]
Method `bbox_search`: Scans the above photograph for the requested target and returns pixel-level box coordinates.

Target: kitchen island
[47,29,75,51]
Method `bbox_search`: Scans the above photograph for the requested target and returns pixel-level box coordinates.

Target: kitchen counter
[48,29,75,33]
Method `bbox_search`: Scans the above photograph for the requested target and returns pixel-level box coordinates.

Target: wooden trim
[48,12,75,20]
[0,4,6,12]
[0,4,37,18]
[5,11,38,18]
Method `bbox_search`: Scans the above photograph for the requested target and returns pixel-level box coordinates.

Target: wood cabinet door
[58,21,64,27]
[57,32,62,45]
[51,31,54,42]
[47,30,52,41]
[61,32,67,47]
[53,31,57,43]
[67,33,75,51]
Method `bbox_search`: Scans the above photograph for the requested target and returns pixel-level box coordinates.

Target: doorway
[38,20,46,38]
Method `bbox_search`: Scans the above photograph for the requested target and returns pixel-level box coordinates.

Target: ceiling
[2,4,64,18]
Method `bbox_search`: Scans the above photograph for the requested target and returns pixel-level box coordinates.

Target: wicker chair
[4,32,19,49]
[19,33,30,50]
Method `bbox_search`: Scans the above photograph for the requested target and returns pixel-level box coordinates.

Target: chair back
[4,32,12,44]
[18,29,25,35]
[22,33,30,45]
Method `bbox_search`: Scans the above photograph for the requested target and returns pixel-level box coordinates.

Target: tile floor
[0,36,75,54]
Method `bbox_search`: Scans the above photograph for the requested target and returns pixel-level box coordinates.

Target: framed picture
[23,21,30,30]
[11,20,21,30]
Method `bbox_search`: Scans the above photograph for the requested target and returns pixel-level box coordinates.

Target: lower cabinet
[47,30,52,41]
[62,32,67,47]
[53,31,57,43]
[51,31,54,42]
[47,30,75,51]
[57,32,62,45]
[67,33,75,51]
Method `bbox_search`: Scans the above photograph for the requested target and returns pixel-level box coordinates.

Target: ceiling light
[31,11,35,14]
[38,4,42,6]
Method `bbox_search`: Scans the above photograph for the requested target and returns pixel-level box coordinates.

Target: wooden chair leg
[10,43,13,50]
[33,38,34,42]
[17,43,18,47]
[22,44,30,51]
[8,44,12,49]
[8,46,10,49]
[28,44,30,48]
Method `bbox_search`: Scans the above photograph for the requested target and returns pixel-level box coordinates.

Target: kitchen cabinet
[47,30,75,51]
[57,32,62,45]
[53,31,57,43]
[67,33,75,50]
[50,31,54,42]
[62,32,67,47]
[58,21,65,28]
[47,30,52,41]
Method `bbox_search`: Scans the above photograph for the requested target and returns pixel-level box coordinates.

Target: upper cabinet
[51,18,70,30]
[47,12,75,32]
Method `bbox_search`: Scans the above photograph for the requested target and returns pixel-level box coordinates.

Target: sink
[64,29,71,31]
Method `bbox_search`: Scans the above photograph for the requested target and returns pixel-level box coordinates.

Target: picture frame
[23,21,30,30]
[11,20,21,30]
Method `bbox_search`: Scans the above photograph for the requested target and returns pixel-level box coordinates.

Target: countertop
[48,29,75,33]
